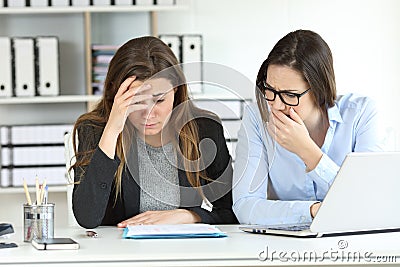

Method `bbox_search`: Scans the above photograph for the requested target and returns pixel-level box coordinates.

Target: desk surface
[1,225,400,266]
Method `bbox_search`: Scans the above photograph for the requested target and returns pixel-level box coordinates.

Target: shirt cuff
[289,201,316,224]
[307,153,340,199]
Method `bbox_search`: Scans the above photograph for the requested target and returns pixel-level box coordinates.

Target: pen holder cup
[23,203,55,242]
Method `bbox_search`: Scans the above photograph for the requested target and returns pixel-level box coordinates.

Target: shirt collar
[327,102,344,124]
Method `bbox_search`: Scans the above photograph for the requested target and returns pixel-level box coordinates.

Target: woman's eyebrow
[265,82,274,88]
[152,93,164,97]
[152,87,174,97]
[265,82,297,93]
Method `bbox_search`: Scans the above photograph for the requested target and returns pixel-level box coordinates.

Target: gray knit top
[136,138,180,213]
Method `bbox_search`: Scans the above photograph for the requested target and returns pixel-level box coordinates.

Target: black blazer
[72,117,238,228]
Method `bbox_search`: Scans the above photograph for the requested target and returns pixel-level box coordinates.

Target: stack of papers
[122,224,227,239]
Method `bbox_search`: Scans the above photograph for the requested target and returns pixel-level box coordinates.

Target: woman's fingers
[117,214,150,227]
[119,83,152,103]
[126,104,148,115]
[115,76,151,100]
[128,94,153,106]
[132,83,152,95]
[271,110,293,129]
[115,76,136,98]
[117,210,193,227]
[289,107,303,124]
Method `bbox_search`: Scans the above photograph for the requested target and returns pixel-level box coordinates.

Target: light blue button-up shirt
[233,93,384,225]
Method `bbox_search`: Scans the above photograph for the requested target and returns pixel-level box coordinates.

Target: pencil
[23,179,32,205]
[39,179,47,205]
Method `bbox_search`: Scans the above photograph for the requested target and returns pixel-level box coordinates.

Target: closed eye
[282,92,297,98]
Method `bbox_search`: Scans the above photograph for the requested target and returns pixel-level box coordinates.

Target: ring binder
[35,37,60,96]
[30,0,49,7]
[159,35,181,62]
[114,0,133,5]
[50,0,69,6]
[181,35,203,94]
[6,0,26,7]
[0,37,13,97]
[92,0,111,5]
[12,37,36,97]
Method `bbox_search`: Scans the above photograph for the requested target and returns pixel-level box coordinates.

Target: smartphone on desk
[32,238,79,250]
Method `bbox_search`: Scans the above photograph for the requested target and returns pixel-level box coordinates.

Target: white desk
[1,225,400,266]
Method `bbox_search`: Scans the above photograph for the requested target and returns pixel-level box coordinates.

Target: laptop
[240,152,400,237]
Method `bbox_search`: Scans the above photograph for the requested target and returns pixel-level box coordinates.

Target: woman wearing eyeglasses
[233,30,384,225]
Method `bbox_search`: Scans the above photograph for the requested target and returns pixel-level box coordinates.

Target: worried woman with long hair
[71,36,237,229]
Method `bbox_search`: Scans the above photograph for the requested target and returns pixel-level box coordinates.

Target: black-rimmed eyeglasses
[258,80,310,107]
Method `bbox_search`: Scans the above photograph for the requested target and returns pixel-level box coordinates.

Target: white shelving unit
[0,185,67,194]
[0,4,187,227]
[0,5,186,14]
[0,95,101,104]
[0,4,187,100]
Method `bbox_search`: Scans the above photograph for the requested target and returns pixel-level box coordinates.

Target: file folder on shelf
[0,37,13,97]
[12,38,36,97]
[50,0,69,6]
[114,0,133,5]
[159,35,181,63]
[35,36,60,96]
[30,0,48,7]
[181,35,203,94]
[10,124,73,145]
[0,126,10,146]
[6,0,26,7]
[12,146,66,166]
[91,44,118,95]
[135,0,154,5]
[92,0,111,5]
[1,147,11,167]
[12,167,67,186]
[156,0,174,5]
[71,0,89,6]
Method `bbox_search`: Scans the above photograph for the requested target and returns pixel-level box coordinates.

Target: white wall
[0,191,67,228]
[159,0,400,149]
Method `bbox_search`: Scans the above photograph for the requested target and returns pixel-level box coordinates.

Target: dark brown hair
[256,30,337,124]
[71,36,209,199]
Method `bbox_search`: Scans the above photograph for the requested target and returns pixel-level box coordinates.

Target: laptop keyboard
[267,224,311,231]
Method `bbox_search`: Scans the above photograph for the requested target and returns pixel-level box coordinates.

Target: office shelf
[0,185,67,194]
[0,5,187,14]
[0,5,188,14]
[0,95,101,104]
[0,4,185,192]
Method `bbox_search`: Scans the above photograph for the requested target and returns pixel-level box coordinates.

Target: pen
[27,226,31,240]
[86,230,98,238]
[35,176,39,205]
[23,179,32,205]
[44,185,48,205]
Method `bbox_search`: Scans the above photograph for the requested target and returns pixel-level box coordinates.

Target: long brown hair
[256,30,337,126]
[71,36,209,199]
